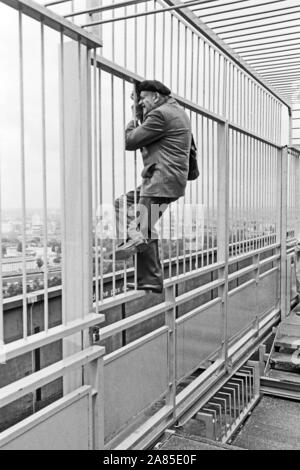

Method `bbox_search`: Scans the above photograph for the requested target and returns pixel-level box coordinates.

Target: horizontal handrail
[0,313,105,363]
[0,346,105,409]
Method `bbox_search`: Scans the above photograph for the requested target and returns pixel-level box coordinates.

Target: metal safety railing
[0,0,299,451]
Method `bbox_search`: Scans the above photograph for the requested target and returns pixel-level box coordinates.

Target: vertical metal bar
[177,19,180,95]
[295,153,300,241]
[182,194,186,274]
[241,134,245,253]
[98,68,104,302]
[92,50,99,311]
[168,205,172,278]
[59,32,67,325]
[264,144,268,246]
[212,49,216,114]
[280,147,288,320]
[211,120,215,262]
[255,139,259,250]
[217,121,229,369]
[196,36,200,105]
[203,42,206,109]
[237,70,240,126]
[267,145,270,246]
[201,115,204,268]
[229,63,233,122]
[0,130,3,346]
[246,135,250,252]
[160,196,165,277]
[195,113,199,269]
[78,39,84,318]
[176,199,179,276]
[41,21,49,332]
[269,145,273,246]
[153,0,156,77]
[122,80,127,293]
[111,74,116,296]
[112,0,115,63]
[170,14,173,89]
[189,113,193,272]
[184,26,187,98]
[208,45,211,110]
[143,2,147,76]
[133,82,138,289]
[207,118,210,264]
[125,5,128,69]
[238,132,242,255]
[190,32,194,103]
[133,2,137,73]
[162,12,165,82]
[233,131,237,257]
[19,11,28,339]
[165,285,176,417]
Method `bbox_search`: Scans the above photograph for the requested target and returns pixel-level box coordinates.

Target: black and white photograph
[0,0,300,454]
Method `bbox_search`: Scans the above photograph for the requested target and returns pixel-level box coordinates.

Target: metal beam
[227,31,300,45]
[193,0,284,18]
[223,25,300,41]
[261,72,300,78]
[193,0,284,14]
[261,68,300,75]
[247,55,300,65]
[253,63,300,71]
[235,38,300,51]
[220,18,300,36]
[250,63,300,71]
[241,47,300,58]
[209,6,300,29]
[270,81,300,86]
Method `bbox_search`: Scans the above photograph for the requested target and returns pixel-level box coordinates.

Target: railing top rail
[288,145,300,156]
[1,0,103,48]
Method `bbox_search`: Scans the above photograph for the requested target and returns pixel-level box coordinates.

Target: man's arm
[125,109,165,151]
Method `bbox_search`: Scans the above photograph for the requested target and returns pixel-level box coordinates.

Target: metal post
[60,41,93,393]
[165,284,176,416]
[87,351,105,449]
[295,153,300,241]
[217,121,229,370]
[280,146,288,320]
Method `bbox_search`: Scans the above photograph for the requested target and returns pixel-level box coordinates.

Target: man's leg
[114,188,140,245]
[134,196,177,291]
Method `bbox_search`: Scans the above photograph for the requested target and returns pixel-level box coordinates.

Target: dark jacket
[125,97,191,198]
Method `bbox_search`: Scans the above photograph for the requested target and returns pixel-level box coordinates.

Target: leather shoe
[111,239,148,261]
[126,282,163,294]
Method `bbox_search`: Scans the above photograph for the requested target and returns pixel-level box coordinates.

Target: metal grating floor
[232,396,300,450]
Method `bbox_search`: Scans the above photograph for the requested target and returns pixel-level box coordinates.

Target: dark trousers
[115,188,177,288]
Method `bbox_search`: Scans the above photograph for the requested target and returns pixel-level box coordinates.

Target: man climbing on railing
[113,80,192,294]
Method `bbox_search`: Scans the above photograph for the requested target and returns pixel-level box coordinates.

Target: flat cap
[137,80,171,96]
